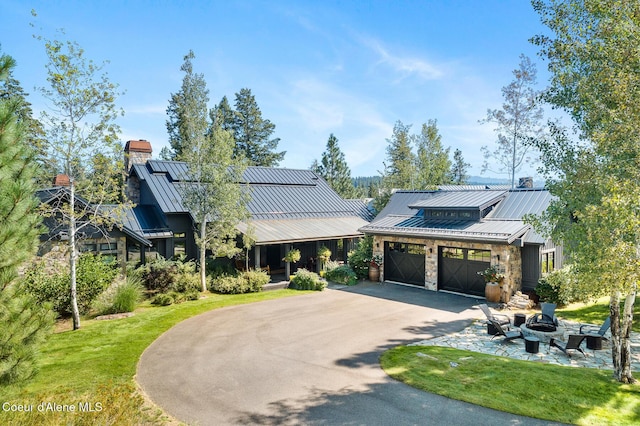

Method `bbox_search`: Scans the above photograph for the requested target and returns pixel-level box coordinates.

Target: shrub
[290,268,326,291]
[209,270,268,294]
[348,236,373,279]
[205,257,236,278]
[326,265,358,285]
[151,293,174,306]
[23,254,117,316]
[110,276,143,313]
[535,267,576,306]
[325,260,341,272]
[172,271,202,293]
[139,257,177,292]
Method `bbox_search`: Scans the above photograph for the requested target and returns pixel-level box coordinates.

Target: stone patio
[410,311,640,370]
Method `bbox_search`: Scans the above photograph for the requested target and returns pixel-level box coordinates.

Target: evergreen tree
[0,53,54,385]
[382,120,416,190]
[480,54,544,188]
[414,119,452,189]
[311,134,355,198]
[210,95,234,132]
[38,33,126,330]
[450,149,470,184]
[232,88,285,166]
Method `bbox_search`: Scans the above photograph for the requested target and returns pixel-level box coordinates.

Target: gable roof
[130,160,371,244]
[361,187,552,245]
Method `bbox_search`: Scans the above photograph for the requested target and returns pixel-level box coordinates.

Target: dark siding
[521,245,541,291]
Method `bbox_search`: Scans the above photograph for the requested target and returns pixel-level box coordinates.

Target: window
[542,251,555,274]
[100,242,117,251]
[174,233,186,257]
[82,243,97,252]
[468,249,491,262]
[459,211,472,219]
[407,244,426,255]
[444,211,457,218]
[442,247,464,259]
[127,242,141,263]
[431,210,443,217]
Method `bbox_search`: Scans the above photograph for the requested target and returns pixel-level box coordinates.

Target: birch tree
[531,0,640,383]
[38,33,124,330]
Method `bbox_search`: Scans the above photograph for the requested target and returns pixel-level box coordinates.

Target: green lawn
[0,289,307,425]
[381,300,640,425]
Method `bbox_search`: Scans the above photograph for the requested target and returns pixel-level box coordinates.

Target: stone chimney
[52,174,71,187]
[124,140,152,204]
[517,177,533,188]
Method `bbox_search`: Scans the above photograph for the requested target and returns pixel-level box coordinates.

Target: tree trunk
[610,290,637,383]
[199,220,207,293]
[69,181,81,330]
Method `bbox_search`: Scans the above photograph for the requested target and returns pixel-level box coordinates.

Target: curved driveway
[137,283,560,425]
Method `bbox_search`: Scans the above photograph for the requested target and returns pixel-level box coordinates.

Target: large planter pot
[485,282,501,303]
[368,265,380,282]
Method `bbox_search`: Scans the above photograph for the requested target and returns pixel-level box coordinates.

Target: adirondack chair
[488,319,523,342]
[479,303,511,326]
[549,335,587,357]
[579,317,610,341]
[528,302,559,329]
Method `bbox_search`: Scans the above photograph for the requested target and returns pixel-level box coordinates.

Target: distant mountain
[467,176,511,185]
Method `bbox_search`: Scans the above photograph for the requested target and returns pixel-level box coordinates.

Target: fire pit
[520,323,565,343]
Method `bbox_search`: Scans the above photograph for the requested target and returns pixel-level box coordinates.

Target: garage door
[438,247,490,296]
[384,242,426,286]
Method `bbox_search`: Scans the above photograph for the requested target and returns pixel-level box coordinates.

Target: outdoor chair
[579,316,610,341]
[479,303,511,326]
[488,319,523,342]
[549,334,587,357]
[529,302,559,328]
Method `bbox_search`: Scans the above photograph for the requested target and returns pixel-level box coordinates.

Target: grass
[0,289,307,425]
[381,300,640,425]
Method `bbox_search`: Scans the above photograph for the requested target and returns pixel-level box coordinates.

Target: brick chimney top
[53,174,71,187]
[124,139,152,153]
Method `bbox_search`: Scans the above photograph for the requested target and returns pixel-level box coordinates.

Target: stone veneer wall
[372,234,522,302]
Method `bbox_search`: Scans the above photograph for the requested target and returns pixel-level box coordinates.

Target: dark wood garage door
[438,247,490,296]
[384,242,426,286]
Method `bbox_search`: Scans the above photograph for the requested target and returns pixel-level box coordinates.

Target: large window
[441,247,464,259]
[542,250,555,274]
[388,242,426,255]
[468,249,491,262]
[174,233,186,257]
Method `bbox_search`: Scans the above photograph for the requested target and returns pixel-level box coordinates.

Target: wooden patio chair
[549,335,587,357]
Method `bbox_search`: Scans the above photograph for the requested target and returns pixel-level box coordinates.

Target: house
[123,141,372,274]
[359,184,561,301]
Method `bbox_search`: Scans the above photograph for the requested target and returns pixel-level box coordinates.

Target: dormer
[408,190,506,223]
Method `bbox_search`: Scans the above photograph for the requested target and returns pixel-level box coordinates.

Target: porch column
[284,243,292,278]
[342,238,349,263]
[254,245,261,271]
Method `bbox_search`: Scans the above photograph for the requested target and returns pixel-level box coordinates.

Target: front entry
[384,242,426,286]
[438,247,490,296]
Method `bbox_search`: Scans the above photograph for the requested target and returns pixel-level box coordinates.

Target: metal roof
[121,205,173,240]
[237,216,369,244]
[373,191,438,221]
[488,188,553,219]
[437,184,511,191]
[408,190,506,210]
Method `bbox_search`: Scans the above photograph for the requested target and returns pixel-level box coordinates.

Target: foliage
[23,254,117,316]
[477,265,505,284]
[381,120,416,191]
[36,28,127,330]
[317,245,332,270]
[348,236,374,279]
[226,87,286,167]
[151,292,175,306]
[325,265,358,286]
[205,257,236,278]
[138,257,177,293]
[530,0,640,383]
[209,270,268,294]
[289,268,326,291]
[449,148,470,185]
[110,276,143,314]
[311,134,356,198]
[370,254,383,267]
[414,119,452,189]
[170,51,250,291]
[283,248,301,264]
[535,268,578,306]
[480,54,544,188]
[0,51,54,385]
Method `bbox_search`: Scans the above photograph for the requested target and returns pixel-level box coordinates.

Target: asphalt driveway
[137,283,560,425]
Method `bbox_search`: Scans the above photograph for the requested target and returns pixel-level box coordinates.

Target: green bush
[348,235,373,279]
[23,254,117,316]
[110,277,143,313]
[209,270,268,294]
[242,270,269,292]
[172,271,202,293]
[290,268,326,291]
[151,293,174,306]
[205,257,236,278]
[138,257,177,292]
[325,265,358,285]
[535,267,576,306]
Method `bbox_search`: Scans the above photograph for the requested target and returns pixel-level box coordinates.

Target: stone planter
[368,264,380,282]
[485,282,500,303]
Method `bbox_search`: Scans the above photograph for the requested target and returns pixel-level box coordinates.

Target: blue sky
[2,0,550,179]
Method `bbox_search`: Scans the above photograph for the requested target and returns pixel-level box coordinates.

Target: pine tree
[0,53,54,385]
[382,120,416,190]
[311,134,355,198]
[232,88,285,166]
[450,149,470,184]
[414,119,452,189]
